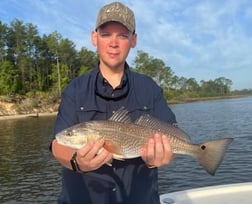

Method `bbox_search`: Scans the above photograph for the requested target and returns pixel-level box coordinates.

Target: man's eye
[100,33,110,37]
[119,34,129,39]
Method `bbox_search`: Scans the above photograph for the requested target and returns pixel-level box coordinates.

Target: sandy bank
[0,112,57,121]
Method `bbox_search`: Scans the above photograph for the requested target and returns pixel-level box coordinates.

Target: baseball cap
[95,2,135,33]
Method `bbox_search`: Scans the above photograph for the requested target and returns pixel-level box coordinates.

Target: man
[51,2,176,204]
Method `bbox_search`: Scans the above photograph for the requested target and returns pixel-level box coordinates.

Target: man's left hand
[140,133,173,168]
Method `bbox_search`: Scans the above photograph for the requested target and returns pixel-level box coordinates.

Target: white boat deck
[160,182,252,204]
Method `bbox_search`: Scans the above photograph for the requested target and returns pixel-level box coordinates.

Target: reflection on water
[0,96,252,203]
[0,116,61,203]
[158,96,252,193]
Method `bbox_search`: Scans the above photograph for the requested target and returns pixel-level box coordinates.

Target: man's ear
[131,33,137,48]
[91,31,97,47]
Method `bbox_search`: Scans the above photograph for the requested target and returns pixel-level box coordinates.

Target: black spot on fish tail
[200,145,206,150]
[195,138,233,176]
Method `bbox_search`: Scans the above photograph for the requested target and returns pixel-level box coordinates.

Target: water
[158,96,252,194]
[0,116,61,203]
[0,96,252,203]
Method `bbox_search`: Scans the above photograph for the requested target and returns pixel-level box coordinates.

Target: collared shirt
[53,63,176,204]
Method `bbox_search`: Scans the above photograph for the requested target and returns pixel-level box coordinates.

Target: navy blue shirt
[53,63,176,204]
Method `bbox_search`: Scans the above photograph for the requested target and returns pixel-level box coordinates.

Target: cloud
[126,0,252,89]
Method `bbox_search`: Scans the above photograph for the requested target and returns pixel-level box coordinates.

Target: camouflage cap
[95,2,135,33]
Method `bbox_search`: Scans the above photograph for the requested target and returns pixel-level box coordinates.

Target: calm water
[0,96,252,203]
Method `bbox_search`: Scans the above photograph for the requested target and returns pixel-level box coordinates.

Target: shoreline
[0,112,58,121]
[1,95,251,121]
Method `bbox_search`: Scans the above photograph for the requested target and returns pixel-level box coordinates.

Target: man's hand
[140,133,173,168]
[76,139,113,172]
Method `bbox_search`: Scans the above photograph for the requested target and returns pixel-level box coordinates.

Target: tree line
[0,19,251,102]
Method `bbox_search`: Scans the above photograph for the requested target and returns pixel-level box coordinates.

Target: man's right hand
[76,139,113,172]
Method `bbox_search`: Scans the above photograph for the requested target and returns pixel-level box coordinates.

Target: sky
[0,0,252,90]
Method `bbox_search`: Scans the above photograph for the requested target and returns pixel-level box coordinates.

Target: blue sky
[1,0,252,90]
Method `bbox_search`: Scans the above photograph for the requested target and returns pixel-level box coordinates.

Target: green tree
[214,77,232,95]
[133,50,174,88]
[0,61,19,95]
[58,38,78,78]
[78,47,98,75]
[0,21,8,62]
[0,18,238,101]
[46,31,62,96]
[49,63,70,91]
[200,80,217,96]
[25,23,41,92]
[7,19,28,93]
[185,78,199,91]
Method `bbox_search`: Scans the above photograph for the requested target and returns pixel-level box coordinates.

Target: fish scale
[88,120,150,158]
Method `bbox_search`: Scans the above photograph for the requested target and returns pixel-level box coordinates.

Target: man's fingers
[141,133,173,168]
[91,148,113,167]
[76,139,114,171]
[78,141,94,158]
[146,137,155,164]
[84,139,105,160]
[162,135,173,163]
[153,133,164,162]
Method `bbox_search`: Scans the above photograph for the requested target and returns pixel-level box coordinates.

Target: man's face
[92,22,137,70]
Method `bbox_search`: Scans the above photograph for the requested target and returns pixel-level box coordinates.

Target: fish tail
[195,138,233,175]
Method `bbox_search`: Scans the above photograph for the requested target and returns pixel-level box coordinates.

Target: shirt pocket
[76,102,154,123]
[127,104,154,121]
[76,105,107,123]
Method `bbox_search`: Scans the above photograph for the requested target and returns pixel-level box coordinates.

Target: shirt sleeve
[152,87,177,124]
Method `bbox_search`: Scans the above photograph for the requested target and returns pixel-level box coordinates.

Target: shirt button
[112,187,116,192]
[80,107,84,111]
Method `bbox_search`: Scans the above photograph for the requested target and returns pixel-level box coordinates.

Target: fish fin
[195,138,233,175]
[113,154,125,161]
[106,162,112,167]
[109,107,132,123]
[135,114,191,142]
[104,140,124,156]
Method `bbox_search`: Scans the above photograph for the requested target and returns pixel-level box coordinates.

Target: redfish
[56,108,233,175]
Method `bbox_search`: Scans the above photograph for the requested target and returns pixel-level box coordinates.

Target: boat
[160,182,252,204]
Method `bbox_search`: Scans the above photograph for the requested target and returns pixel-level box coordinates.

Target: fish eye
[66,131,73,137]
